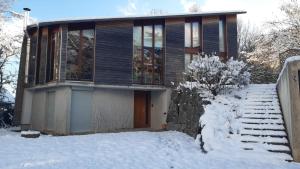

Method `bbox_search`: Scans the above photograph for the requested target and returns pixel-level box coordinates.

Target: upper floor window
[219,16,227,58]
[66,26,94,81]
[133,22,164,85]
[47,28,61,82]
[184,20,202,71]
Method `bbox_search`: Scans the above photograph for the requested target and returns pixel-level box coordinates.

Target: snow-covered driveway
[0,129,299,169]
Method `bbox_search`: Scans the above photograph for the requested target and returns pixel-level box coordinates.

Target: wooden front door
[134,91,150,128]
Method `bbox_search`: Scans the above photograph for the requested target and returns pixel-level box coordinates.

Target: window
[46,28,60,82]
[219,16,227,58]
[185,20,202,70]
[133,23,164,85]
[66,28,94,81]
[133,27,143,83]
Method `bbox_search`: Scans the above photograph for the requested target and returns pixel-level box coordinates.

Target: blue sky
[12,0,190,21]
[12,0,283,27]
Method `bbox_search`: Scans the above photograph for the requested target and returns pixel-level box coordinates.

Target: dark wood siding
[95,21,133,85]
[60,25,68,82]
[203,16,219,55]
[14,35,28,125]
[28,32,38,86]
[165,18,185,86]
[38,28,48,84]
[226,15,238,59]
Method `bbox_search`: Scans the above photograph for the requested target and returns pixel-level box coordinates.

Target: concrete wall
[31,90,47,131]
[151,89,172,129]
[93,88,134,132]
[21,85,171,135]
[277,60,300,162]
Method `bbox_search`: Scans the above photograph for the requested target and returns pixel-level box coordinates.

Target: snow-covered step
[241,135,288,144]
[242,144,290,153]
[242,114,282,119]
[239,84,292,160]
[241,129,287,137]
[240,118,283,124]
[242,123,285,130]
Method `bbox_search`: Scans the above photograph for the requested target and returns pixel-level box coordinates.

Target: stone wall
[166,87,204,138]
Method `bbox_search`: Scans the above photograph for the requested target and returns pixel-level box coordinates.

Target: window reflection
[154,25,163,84]
[133,26,143,83]
[219,19,225,52]
[66,29,94,81]
[143,25,153,84]
[192,22,199,47]
[184,20,202,71]
[133,24,164,85]
[185,23,191,47]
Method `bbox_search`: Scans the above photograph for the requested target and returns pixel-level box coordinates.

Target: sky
[12,0,285,28]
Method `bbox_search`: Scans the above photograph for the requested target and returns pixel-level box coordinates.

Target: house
[14,11,246,135]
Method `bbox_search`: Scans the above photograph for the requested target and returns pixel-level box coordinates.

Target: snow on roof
[277,55,300,84]
[27,10,246,28]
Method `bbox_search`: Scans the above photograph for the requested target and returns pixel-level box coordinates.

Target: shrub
[185,54,250,96]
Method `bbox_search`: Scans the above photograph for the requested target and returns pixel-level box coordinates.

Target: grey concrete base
[20,84,171,135]
[277,60,300,162]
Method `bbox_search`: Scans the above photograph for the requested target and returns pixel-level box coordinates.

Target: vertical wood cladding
[226,15,238,59]
[14,35,28,125]
[165,18,185,86]
[202,16,219,55]
[60,25,68,82]
[95,21,133,85]
[38,28,48,84]
[28,32,38,86]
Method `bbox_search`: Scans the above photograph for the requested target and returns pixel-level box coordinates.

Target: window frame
[46,26,61,83]
[66,23,96,82]
[184,18,202,69]
[219,16,227,60]
[133,20,165,85]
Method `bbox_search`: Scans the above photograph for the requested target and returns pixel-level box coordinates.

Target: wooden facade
[14,11,244,125]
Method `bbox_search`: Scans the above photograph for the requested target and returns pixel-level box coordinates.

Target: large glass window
[185,20,202,70]
[46,28,60,82]
[143,25,153,84]
[133,27,143,83]
[185,23,191,47]
[219,17,226,53]
[66,28,94,81]
[133,23,164,85]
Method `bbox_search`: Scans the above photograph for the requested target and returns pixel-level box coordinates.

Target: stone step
[242,114,282,119]
[244,112,282,115]
[242,116,281,120]
[241,118,283,124]
[242,123,285,130]
[242,122,284,125]
[240,135,288,144]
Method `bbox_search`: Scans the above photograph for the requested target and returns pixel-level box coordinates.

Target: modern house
[15,11,245,135]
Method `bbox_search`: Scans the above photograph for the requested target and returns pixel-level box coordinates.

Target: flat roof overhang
[27,10,246,29]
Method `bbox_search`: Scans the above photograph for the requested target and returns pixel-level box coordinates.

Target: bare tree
[237,19,261,57]
[0,0,23,99]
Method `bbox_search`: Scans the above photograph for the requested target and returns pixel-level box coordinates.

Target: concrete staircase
[240,84,293,161]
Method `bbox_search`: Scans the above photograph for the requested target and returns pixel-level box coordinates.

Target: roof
[27,10,246,29]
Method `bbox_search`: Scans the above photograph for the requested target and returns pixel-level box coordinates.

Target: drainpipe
[23,8,31,84]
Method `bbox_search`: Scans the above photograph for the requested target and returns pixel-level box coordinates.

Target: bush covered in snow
[185,54,250,96]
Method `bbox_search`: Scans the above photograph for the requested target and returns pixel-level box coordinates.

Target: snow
[20,130,40,135]
[198,84,294,162]
[277,55,300,84]
[0,128,299,169]
[0,84,299,168]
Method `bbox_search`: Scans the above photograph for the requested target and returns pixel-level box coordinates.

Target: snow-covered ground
[0,129,299,169]
[199,84,293,161]
[0,84,300,169]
